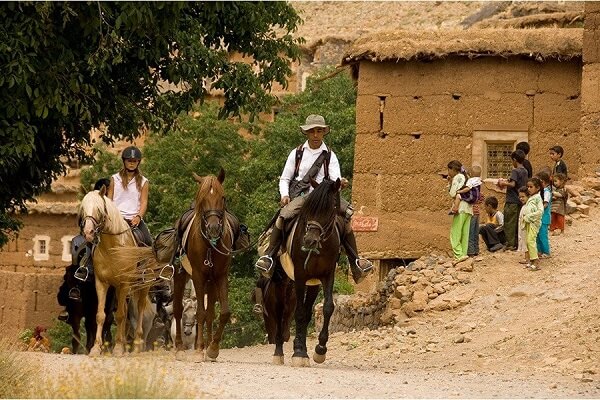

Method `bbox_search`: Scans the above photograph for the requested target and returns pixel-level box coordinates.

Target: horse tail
[110,246,164,290]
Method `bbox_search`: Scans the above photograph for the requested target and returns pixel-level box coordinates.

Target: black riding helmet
[121,146,142,161]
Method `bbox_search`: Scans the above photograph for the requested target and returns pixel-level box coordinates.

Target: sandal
[518,260,530,265]
[528,264,540,271]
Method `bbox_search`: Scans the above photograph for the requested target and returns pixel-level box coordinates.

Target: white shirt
[465,176,482,188]
[279,141,341,198]
[112,173,148,219]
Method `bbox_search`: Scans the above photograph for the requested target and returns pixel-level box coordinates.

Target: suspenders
[292,145,331,180]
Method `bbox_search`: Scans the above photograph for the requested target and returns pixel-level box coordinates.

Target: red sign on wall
[352,216,379,232]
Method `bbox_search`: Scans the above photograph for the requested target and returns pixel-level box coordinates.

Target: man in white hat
[255,114,373,284]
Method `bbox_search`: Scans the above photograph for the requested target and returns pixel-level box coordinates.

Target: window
[61,236,74,262]
[472,131,528,179]
[486,142,514,178]
[32,235,51,261]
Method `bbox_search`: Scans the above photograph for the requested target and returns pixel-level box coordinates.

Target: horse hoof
[206,345,219,360]
[313,352,326,364]
[291,356,310,367]
[89,346,102,357]
[272,356,284,365]
[113,345,125,357]
[191,351,205,363]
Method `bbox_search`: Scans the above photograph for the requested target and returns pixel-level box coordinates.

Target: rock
[455,257,474,271]
[428,292,438,300]
[395,285,411,300]
[581,177,600,190]
[571,196,582,205]
[389,297,402,309]
[453,334,465,343]
[411,291,429,311]
[566,200,578,214]
[433,284,446,294]
[463,335,472,343]
[576,204,590,215]
[402,302,419,318]
[456,272,470,283]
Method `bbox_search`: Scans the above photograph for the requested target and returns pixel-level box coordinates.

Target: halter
[80,195,130,243]
[302,216,337,254]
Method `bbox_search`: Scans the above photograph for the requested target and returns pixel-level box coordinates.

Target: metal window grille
[39,240,47,254]
[487,142,514,178]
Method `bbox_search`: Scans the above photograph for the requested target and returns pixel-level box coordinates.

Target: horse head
[79,186,109,243]
[300,178,341,253]
[192,168,226,245]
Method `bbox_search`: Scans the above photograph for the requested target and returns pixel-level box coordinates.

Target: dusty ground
[21,207,600,398]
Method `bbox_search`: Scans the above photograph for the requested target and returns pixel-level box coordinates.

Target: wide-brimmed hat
[300,114,330,134]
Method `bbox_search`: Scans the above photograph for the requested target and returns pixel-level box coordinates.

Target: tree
[0,1,302,246]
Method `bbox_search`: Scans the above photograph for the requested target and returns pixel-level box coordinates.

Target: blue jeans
[467,214,479,256]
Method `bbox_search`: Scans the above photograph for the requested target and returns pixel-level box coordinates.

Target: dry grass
[32,358,195,399]
[0,338,33,398]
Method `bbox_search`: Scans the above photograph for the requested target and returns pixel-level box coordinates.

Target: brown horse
[253,266,296,365]
[79,187,151,356]
[172,169,233,360]
[288,178,341,366]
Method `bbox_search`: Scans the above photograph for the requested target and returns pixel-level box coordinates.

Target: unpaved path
[21,208,600,398]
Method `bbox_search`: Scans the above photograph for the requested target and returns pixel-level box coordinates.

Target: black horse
[57,264,116,354]
[289,178,341,366]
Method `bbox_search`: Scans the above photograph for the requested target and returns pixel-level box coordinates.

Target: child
[496,150,528,250]
[519,178,544,271]
[536,171,552,257]
[447,160,473,262]
[467,166,484,256]
[450,166,482,214]
[478,196,506,252]
[549,145,568,181]
[517,187,529,255]
[516,141,533,178]
[550,172,568,235]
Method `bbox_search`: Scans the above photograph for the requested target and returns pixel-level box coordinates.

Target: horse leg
[292,281,309,367]
[173,271,186,352]
[102,287,116,350]
[84,315,95,354]
[133,289,149,353]
[89,279,108,357]
[112,286,128,356]
[192,275,207,361]
[71,314,81,354]
[207,276,230,360]
[313,274,335,364]
[205,285,216,360]
[272,284,285,365]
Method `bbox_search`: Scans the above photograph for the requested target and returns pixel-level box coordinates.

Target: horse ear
[192,172,202,184]
[310,177,319,189]
[217,168,225,184]
[99,184,107,197]
[334,178,341,191]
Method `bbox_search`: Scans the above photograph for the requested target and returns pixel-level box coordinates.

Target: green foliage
[0,2,302,246]
[47,318,73,353]
[18,328,33,344]
[79,145,122,195]
[220,275,265,348]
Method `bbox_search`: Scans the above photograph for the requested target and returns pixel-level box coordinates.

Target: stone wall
[352,57,582,259]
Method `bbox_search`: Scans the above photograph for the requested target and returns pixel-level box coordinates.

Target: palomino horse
[172,169,233,360]
[79,187,151,356]
[288,178,341,366]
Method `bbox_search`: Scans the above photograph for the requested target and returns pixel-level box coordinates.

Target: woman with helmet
[107,145,153,246]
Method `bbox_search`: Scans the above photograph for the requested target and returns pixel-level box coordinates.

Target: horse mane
[193,175,225,214]
[298,179,339,222]
[79,190,129,234]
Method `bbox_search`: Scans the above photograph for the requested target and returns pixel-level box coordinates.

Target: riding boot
[341,228,373,284]
[58,309,69,322]
[253,287,264,315]
[255,226,283,279]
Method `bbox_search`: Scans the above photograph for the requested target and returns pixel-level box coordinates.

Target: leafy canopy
[0,1,302,246]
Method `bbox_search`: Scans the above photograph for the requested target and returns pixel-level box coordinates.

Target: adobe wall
[352,57,582,259]
[580,2,600,176]
[0,214,77,339]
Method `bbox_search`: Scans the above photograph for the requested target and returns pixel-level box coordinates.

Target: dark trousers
[503,203,520,248]
[479,224,506,250]
[130,219,153,246]
[467,214,480,256]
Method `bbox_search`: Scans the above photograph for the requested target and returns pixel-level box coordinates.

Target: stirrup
[158,264,174,281]
[255,255,274,273]
[68,287,81,301]
[356,258,374,273]
[58,311,69,322]
[142,267,155,283]
[253,304,264,315]
[74,266,89,282]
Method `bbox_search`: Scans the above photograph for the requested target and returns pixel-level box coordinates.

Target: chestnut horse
[288,178,341,366]
[79,188,151,356]
[172,169,233,360]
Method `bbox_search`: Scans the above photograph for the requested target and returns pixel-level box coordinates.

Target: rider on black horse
[253,114,373,312]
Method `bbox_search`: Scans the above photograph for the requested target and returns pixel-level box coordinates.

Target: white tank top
[112,173,148,219]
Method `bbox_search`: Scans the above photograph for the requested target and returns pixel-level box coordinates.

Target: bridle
[200,209,225,247]
[80,195,130,243]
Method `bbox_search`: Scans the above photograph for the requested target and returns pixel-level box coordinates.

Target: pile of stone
[564,175,600,223]
[315,254,476,333]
